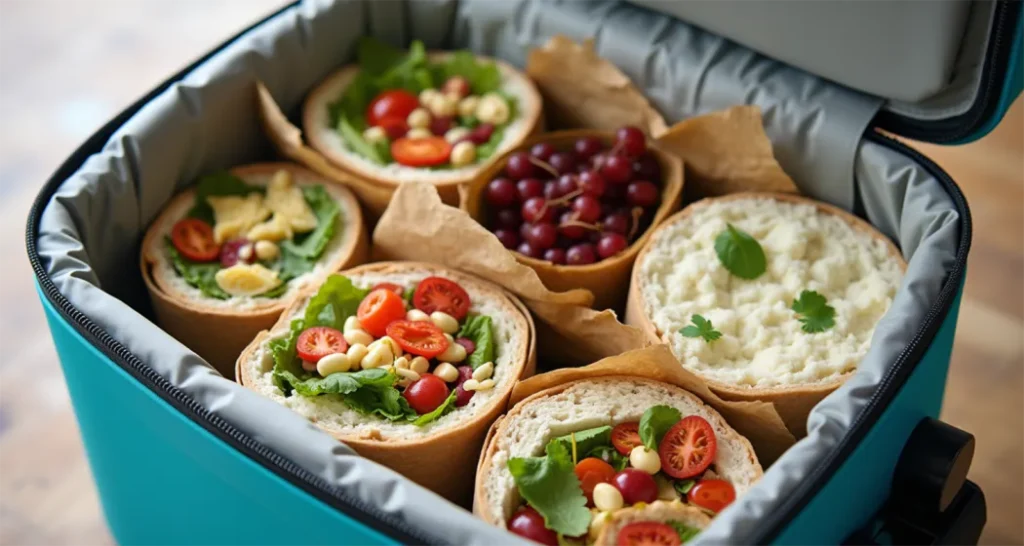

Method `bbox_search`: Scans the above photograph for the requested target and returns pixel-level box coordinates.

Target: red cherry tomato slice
[611,422,642,455]
[171,218,220,262]
[687,479,735,513]
[386,320,450,359]
[391,136,452,167]
[377,115,409,140]
[370,282,405,296]
[616,522,682,546]
[402,374,450,414]
[658,416,717,479]
[412,276,471,320]
[296,326,348,364]
[574,457,616,505]
[366,90,419,128]
[357,288,407,338]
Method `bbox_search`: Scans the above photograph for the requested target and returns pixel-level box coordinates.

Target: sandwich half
[594,501,712,546]
[141,162,367,375]
[237,261,535,504]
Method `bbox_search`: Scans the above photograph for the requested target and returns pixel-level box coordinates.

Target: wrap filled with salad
[474,376,761,545]
[303,38,543,214]
[141,163,367,375]
[236,262,535,504]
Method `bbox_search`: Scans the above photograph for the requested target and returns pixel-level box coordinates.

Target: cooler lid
[632,0,1022,144]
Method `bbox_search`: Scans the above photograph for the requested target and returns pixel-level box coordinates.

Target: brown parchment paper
[372,182,650,367]
[527,36,669,136]
[509,345,796,464]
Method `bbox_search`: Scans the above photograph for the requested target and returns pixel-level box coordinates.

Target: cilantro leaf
[673,479,696,496]
[412,391,457,426]
[456,315,496,370]
[508,440,591,537]
[680,314,722,343]
[714,223,766,279]
[638,405,682,451]
[792,290,836,333]
[667,520,701,543]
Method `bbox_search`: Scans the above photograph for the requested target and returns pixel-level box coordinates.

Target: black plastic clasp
[844,418,986,545]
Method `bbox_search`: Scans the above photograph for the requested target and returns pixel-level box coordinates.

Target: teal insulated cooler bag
[26,1,1022,544]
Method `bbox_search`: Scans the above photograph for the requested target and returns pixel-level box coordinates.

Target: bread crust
[460,130,684,310]
[302,52,543,211]
[140,162,368,377]
[236,261,536,506]
[625,192,908,436]
[473,375,761,526]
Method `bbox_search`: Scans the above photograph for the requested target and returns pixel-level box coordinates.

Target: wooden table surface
[0,2,1020,545]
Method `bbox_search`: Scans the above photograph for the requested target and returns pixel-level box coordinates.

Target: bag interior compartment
[32,0,964,543]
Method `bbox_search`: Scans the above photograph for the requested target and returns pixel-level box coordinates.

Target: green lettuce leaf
[668,520,701,543]
[673,479,696,496]
[284,368,394,396]
[165,239,229,300]
[186,172,263,224]
[337,116,388,165]
[342,380,417,421]
[412,391,457,426]
[432,50,502,95]
[586,445,628,471]
[357,36,408,76]
[508,440,591,537]
[457,315,495,369]
[552,426,612,460]
[639,405,682,451]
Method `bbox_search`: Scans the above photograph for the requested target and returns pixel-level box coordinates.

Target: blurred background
[0,1,1020,544]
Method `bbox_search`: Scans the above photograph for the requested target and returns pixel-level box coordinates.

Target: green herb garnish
[791,290,836,333]
[680,314,722,343]
[714,223,766,279]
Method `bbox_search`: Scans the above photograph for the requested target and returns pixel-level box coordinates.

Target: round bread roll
[594,501,712,545]
[627,192,907,436]
[474,376,761,531]
[303,52,543,214]
[237,261,535,505]
[141,162,368,376]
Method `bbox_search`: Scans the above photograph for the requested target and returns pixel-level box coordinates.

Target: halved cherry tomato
[658,416,717,479]
[574,457,616,505]
[391,136,452,167]
[611,422,642,455]
[357,288,407,337]
[171,218,219,262]
[296,326,348,364]
[412,276,471,320]
[386,320,449,359]
[616,522,681,546]
[371,282,405,295]
[366,90,419,127]
[687,479,735,513]
[402,374,449,414]
[377,115,409,140]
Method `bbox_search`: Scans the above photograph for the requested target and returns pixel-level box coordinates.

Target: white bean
[375,336,402,357]
[396,368,420,382]
[430,311,460,334]
[462,379,481,391]
[316,353,351,376]
[629,446,662,474]
[437,340,467,363]
[434,362,459,382]
[476,379,495,391]
[449,141,476,167]
[406,128,432,140]
[592,483,624,511]
[361,345,392,369]
[346,344,368,368]
[458,96,480,118]
[254,240,279,261]
[344,329,373,347]
[472,362,494,381]
[409,356,431,375]
[393,356,410,370]
[407,107,431,129]
[343,316,362,334]
[406,309,430,322]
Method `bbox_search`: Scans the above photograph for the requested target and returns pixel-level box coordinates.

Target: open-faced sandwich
[594,502,711,546]
[304,38,542,208]
[141,163,367,375]
[475,376,761,545]
[627,192,907,435]
[236,262,534,503]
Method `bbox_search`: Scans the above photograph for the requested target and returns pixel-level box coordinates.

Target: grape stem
[546,188,583,208]
[527,156,559,177]
[562,219,601,231]
[628,206,644,239]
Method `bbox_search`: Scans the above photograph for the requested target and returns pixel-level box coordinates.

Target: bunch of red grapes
[483,126,662,265]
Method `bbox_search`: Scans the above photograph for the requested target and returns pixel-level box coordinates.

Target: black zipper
[748,130,973,544]
[23,3,438,545]
[875,0,1019,142]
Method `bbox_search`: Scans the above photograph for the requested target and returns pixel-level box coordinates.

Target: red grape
[506,152,536,179]
[604,183,626,202]
[468,123,495,145]
[524,223,558,250]
[612,468,658,504]
[615,126,647,156]
[549,152,578,175]
[600,154,633,184]
[455,337,476,355]
[508,506,558,546]
[517,178,544,201]
[530,142,556,161]
[572,195,602,223]
[626,181,659,207]
[578,170,606,197]
[517,241,543,259]
[556,174,578,197]
[633,153,662,181]
[597,232,628,258]
[485,178,518,207]
[519,222,532,241]
[543,248,567,265]
[454,383,474,406]
[494,229,520,249]
[559,212,587,240]
[220,238,254,267]
[543,181,560,200]
[430,116,453,136]
[602,212,630,235]
[566,243,597,265]
[457,365,474,383]
[590,152,609,169]
[494,208,521,229]
[442,76,471,99]
[522,197,554,223]
[574,137,604,160]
